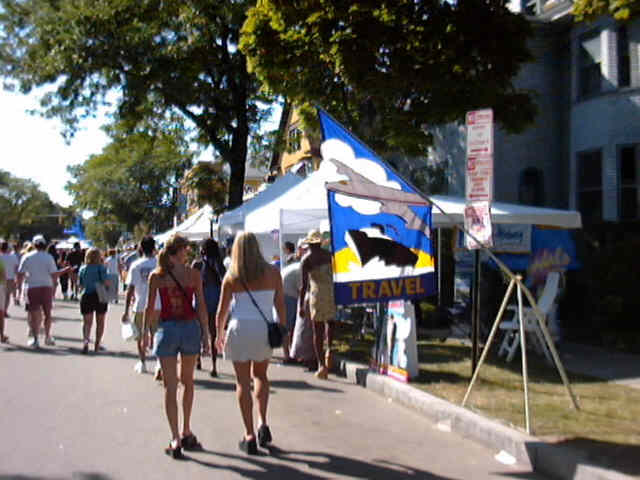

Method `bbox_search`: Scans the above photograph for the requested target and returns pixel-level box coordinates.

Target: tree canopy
[0,170,68,241]
[0,0,270,208]
[573,0,639,22]
[66,125,194,244]
[241,0,536,156]
[182,161,228,212]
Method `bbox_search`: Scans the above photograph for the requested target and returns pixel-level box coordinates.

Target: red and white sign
[466,109,493,156]
[464,201,493,250]
[466,154,493,202]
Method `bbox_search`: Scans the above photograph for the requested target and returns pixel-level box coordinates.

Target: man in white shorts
[0,241,18,317]
[123,236,158,375]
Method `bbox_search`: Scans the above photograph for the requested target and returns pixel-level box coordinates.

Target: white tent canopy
[239,162,582,235]
[218,173,304,231]
[155,204,216,244]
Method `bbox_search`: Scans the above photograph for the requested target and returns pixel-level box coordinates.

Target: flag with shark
[319,109,436,305]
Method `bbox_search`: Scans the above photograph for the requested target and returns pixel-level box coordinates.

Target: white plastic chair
[498,272,561,363]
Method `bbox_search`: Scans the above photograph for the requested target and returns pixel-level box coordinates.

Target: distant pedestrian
[78,248,110,354]
[12,243,22,306]
[104,248,120,303]
[66,242,84,300]
[145,234,210,459]
[299,229,336,380]
[123,236,157,375]
[0,241,19,317]
[47,243,60,300]
[191,238,225,377]
[0,258,6,342]
[283,241,296,266]
[17,235,68,348]
[58,250,70,300]
[215,232,287,454]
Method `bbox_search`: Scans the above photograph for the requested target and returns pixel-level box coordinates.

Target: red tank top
[158,285,197,320]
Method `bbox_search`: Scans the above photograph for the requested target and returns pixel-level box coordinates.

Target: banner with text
[319,110,436,305]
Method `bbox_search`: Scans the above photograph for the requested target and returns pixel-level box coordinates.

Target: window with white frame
[619,145,640,220]
[579,31,602,98]
[287,126,302,152]
[577,150,603,224]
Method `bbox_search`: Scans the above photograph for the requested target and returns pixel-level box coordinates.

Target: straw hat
[302,229,323,245]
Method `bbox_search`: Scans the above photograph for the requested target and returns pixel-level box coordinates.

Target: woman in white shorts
[215,232,286,455]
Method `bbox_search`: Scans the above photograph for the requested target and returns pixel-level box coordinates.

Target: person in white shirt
[123,236,158,375]
[17,235,70,348]
[104,248,121,303]
[281,258,302,363]
[0,241,19,317]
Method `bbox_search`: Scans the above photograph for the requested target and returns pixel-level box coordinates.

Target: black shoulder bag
[239,277,287,349]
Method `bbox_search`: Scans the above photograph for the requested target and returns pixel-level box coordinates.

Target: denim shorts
[153,319,201,357]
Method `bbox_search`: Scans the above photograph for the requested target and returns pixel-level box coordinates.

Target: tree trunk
[269,99,291,174]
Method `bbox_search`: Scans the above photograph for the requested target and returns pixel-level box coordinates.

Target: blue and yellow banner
[319,110,436,305]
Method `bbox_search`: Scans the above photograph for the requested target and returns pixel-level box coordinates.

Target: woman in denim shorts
[144,234,210,459]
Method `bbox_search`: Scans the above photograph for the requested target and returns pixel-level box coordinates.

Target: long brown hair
[228,231,270,284]
[156,234,189,275]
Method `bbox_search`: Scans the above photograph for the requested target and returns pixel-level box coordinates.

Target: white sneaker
[134,361,147,374]
[44,336,56,346]
[27,336,39,348]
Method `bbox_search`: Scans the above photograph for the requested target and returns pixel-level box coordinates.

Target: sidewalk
[333,342,640,480]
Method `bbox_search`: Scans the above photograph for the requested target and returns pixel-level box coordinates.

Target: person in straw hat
[299,229,336,379]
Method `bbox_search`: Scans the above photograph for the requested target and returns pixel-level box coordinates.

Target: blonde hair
[228,231,270,284]
[156,234,189,275]
[21,242,34,255]
[85,248,101,265]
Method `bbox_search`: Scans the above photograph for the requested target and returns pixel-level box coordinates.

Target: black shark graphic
[347,229,418,268]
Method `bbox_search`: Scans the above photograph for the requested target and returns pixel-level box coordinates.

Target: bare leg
[208,314,217,374]
[82,313,94,344]
[325,321,335,368]
[42,296,53,340]
[179,354,197,437]
[31,309,43,341]
[0,310,6,341]
[94,313,106,351]
[312,321,327,377]
[252,359,270,427]
[160,356,180,444]
[232,361,255,440]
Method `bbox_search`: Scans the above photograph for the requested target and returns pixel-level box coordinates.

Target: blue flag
[64,216,86,239]
[319,109,436,305]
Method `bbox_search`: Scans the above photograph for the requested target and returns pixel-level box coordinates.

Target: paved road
[0,294,546,480]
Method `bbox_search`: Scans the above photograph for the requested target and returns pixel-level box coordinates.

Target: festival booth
[155,204,217,245]
[56,236,92,250]
[218,172,304,260]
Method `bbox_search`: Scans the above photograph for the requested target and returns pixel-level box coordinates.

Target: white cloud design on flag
[321,138,402,216]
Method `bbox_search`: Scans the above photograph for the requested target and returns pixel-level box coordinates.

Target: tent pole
[437,228,442,308]
[516,278,531,434]
[462,276,516,406]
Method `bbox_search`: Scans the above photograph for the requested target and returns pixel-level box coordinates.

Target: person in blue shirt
[78,248,110,354]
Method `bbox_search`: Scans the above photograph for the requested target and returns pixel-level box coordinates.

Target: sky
[1,89,281,209]
[1,88,111,207]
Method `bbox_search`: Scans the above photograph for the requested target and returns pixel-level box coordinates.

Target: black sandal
[238,437,258,455]
[181,433,203,451]
[165,442,184,459]
[257,425,272,447]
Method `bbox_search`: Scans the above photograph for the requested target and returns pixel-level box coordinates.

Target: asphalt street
[0,292,547,480]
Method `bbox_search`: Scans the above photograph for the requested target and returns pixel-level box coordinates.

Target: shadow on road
[270,379,343,393]
[185,446,457,479]
[0,473,112,480]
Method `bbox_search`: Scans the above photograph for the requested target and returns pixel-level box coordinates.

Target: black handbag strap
[239,277,271,326]
[167,269,192,305]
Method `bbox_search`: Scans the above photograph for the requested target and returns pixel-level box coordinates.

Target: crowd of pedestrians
[0,228,337,460]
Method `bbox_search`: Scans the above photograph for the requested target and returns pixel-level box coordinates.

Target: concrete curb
[334,355,635,480]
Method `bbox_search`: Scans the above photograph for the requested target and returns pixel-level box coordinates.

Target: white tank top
[231,290,275,322]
